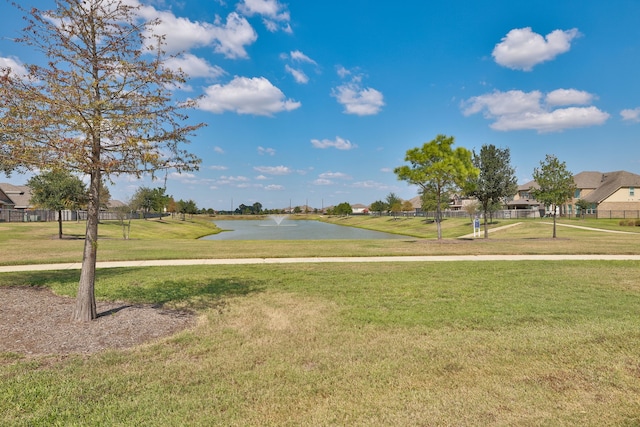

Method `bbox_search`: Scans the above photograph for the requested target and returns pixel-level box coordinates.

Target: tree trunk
[57,209,63,239]
[72,170,100,321]
[552,211,557,238]
[483,213,489,239]
[435,193,442,240]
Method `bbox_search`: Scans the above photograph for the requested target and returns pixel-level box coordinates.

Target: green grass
[1,216,640,424]
[1,215,639,266]
[1,261,640,425]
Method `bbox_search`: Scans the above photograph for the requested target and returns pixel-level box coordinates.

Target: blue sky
[2,0,640,211]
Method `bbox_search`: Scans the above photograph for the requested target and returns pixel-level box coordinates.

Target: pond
[201,218,410,241]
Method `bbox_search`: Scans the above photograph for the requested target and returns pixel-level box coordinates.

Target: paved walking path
[541,222,639,234]
[1,253,640,273]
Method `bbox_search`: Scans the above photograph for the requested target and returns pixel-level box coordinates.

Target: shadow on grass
[0,267,265,312]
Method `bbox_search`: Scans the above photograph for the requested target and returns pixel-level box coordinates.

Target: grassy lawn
[1,216,639,425]
[0,215,639,265]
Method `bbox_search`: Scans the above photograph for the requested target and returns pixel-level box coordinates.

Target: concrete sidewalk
[2,253,640,273]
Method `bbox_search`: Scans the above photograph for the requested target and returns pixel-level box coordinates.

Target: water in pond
[201,219,410,240]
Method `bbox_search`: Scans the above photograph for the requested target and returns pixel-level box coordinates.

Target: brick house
[509,170,640,218]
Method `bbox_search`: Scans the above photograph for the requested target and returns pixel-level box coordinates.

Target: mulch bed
[0,286,195,357]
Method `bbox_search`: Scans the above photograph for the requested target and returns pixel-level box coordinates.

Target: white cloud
[237,0,291,33]
[312,178,333,186]
[0,56,29,79]
[217,175,250,185]
[285,65,309,84]
[210,12,259,58]
[198,76,301,116]
[621,108,640,123]
[209,165,228,170]
[258,146,276,155]
[163,53,226,79]
[290,50,317,65]
[318,171,351,180]
[311,136,357,150]
[336,66,351,79]
[351,180,390,190]
[213,146,225,154]
[462,89,610,133]
[545,89,593,106]
[492,27,580,71]
[332,78,385,116]
[254,165,292,175]
[264,184,284,190]
[138,5,257,59]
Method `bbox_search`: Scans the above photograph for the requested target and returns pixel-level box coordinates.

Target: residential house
[350,203,368,214]
[0,183,33,210]
[507,181,543,214]
[578,171,640,217]
[509,170,640,218]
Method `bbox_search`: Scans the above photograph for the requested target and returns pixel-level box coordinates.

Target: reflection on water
[201,219,409,241]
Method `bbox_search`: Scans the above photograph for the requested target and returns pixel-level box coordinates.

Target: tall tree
[370,200,387,216]
[334,202,353,216]
[385,192,402,218]
[179,199,198,218]
[468,144,518,238]
[131,186,169,219]
[395,134,478,239]
[531,155,576,238]
[27,170,87,239]
[0,1,203,321]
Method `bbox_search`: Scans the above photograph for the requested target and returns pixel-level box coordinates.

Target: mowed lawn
[1,217,639,425]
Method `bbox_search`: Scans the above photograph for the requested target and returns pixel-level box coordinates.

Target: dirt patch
[0,286,195,358]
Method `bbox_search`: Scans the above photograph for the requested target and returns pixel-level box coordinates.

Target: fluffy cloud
[462,89,609,133]
[282,51,317,84]
[332,82,385,116]
[545,89,593,106]
[257,146,276,155]
[254,165,292,175]
[0,56,28,79]
[318,171,351,180]
[311,136,357,150]
[138,5,257,59]
[264,184,284,190]
[237,0,291,33]
[285,65,309,84]
[198,76,301,116]
[163,53,225,79]
[621,108,640,123]
[290,50,317,65]
[492,27,580,71]
[312,178,333,186]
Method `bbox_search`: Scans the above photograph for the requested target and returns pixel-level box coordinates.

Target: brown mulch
[0,286,196,357]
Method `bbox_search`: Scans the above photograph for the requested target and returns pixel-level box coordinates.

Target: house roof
[517,180,539,191]
[107,199,126,209]
[573,171,604,189]
[0,183,32,209]
[0,188,14,207]
[581,171,640,203]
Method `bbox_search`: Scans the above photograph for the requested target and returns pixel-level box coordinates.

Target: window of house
[574,189,581,198]
[630,187,635,197]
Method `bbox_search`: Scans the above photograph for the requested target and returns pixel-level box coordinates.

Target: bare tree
[0,1,203,321]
